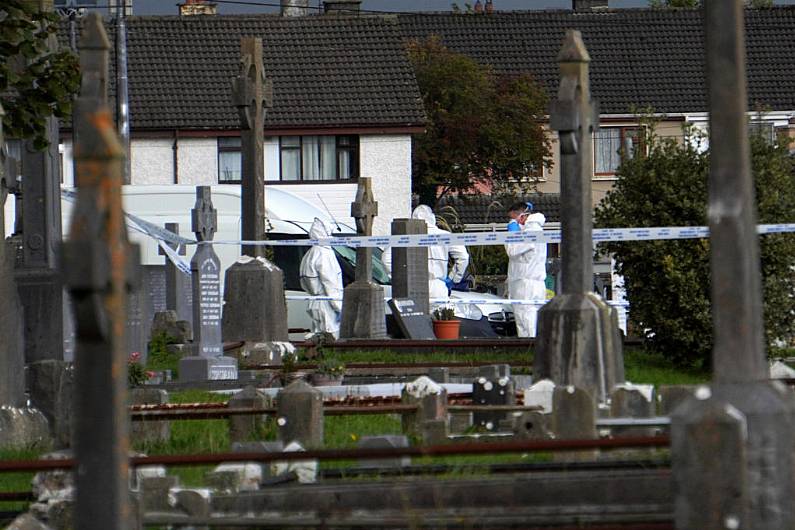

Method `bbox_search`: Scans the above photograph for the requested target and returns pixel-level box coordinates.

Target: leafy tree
[595,125,795,368]
[649,0,773,7]
[1,0,79,148]
[407,37,550,205]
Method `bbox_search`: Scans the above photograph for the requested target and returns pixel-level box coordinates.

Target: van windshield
[333,246,391,285]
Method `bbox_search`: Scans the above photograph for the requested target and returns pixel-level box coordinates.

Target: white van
[52,185,515,337]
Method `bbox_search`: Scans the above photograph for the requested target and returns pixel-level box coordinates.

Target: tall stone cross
[233,37,273,258]
[179,187,238,381]
[16,0,65,363]
[62,12,140,530]
[670,2,794,528]
[534,30,624,405]
[340,177,387,338]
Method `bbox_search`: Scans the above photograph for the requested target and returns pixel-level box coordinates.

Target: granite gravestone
[222,37,289,347]
[340,178,387,338]
[387,298,434,340]
[390,218,429,315]
[179,187,238,381]
[671,2,795,528]
[534,30,624,405]
[160,222,192,322]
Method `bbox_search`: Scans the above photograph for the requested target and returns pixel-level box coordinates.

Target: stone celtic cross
[232,37,272,258]
[351,177,378,281]
[192,187,218,242]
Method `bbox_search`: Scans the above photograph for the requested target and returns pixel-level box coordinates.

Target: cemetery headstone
[534,30,624,405]
[472,365,515,431]
[126,269,149,362]
[387,298,434,339]
[130,388,170,445]
[276,380,324,449]
[62,13,140,529]
[179,187,238,381]
[671,3,795,528]
[27,360,74,449]
[223,37,289,349]
[390,218,429,315]
[159,222,192,322]
[357,435,411,469]
[340,178,387,338]
[227,386,272,443]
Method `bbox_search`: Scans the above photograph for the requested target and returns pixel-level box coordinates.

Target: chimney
[474,0,483,14]
[573,0,608,11]
[324,0,362,14]
[281,0,309,17]
[485,0,494,14]
[179,0,217,16]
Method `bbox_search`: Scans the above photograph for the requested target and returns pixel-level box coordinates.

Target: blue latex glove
[444,277,454,294]
[507,220,521,232]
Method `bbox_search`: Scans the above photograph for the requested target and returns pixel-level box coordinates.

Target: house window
[279,135,358,181]
[218,137,242,183]
[594,126,644,177]
[748,120,775,144]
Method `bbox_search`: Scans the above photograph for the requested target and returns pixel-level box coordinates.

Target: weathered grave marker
[179,187,238,381]
[671,2,795,528]
[223,37,289,348]
[160,222,192,322]
[388,298,435,339]
[534,30,624,404]
[340,178,387,338]
[62,13,139,528]
[390,218,429,315]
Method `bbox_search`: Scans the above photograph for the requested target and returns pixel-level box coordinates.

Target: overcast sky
[131,0,795,16]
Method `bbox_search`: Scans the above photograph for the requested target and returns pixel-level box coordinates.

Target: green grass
[623,347,709,386]
[331,349,532,365]
[0,448,46,516]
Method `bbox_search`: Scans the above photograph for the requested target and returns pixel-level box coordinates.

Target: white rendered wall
[360,134,412,235]
[130,138,173,185]
[177,137,217,185]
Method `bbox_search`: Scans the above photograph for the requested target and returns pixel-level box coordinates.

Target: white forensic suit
[412,205,470,300]
[505,212,547,337]
[299,218,344,338]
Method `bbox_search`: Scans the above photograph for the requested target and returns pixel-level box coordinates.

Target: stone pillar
[390,218,429,315]
[534,30,624,405]
[671,2,795,528]
[0,104,25,409]
[472,365,515,432]
[159,222,191,322]
[61,13,139,529]
[340,178,387,338]
[276,380,324,449]
[227,386,271,444]
[223,37,289,347]
[179,187,238,382]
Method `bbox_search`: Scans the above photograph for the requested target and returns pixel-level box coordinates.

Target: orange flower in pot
[432,306,460,340]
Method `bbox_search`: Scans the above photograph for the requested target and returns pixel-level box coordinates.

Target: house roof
[437,194,561,227]
[60,15,426,131]
[397,7,795,115]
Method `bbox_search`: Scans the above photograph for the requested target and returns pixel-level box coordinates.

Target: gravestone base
[671,381,794,529]
[179,356,238,382]
[222,258,289,342]
[229,341,294,366]
[28,361,74,449]
[0,407,50,449]
[535,292,624,405]
[16,267,64,364]
[340,281,386,339]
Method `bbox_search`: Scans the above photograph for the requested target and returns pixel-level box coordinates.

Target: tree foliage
[595,126,795,368]
[649,0,773,7]
[407,37,550,205]
[1,0,79,148]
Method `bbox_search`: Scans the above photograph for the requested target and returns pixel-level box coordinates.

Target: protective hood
[412,204,437,229]
[524,212,546,229]
[309,217,331,240]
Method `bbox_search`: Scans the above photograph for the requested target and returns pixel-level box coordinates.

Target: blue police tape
[285,294,630,307]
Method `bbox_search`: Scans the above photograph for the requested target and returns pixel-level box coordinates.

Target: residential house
[398,1,795,206]
[58,2,426,235]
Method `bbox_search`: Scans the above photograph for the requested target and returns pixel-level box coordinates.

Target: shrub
[595,125,795,368]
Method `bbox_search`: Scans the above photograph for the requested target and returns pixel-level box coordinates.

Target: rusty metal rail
[0,436,670,472]
[290,338,534,350]
[245,360,534,370]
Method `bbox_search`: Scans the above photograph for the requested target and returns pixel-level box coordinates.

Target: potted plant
[432,306,460,339]
[312,356,346,386]
[279,351,309,386]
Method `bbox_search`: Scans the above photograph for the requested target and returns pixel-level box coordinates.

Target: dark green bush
[595,128,795,368]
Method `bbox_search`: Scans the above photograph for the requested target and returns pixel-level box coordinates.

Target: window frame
[217,136,242,184]
[277,135,359,182]
[593,125,646,180]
